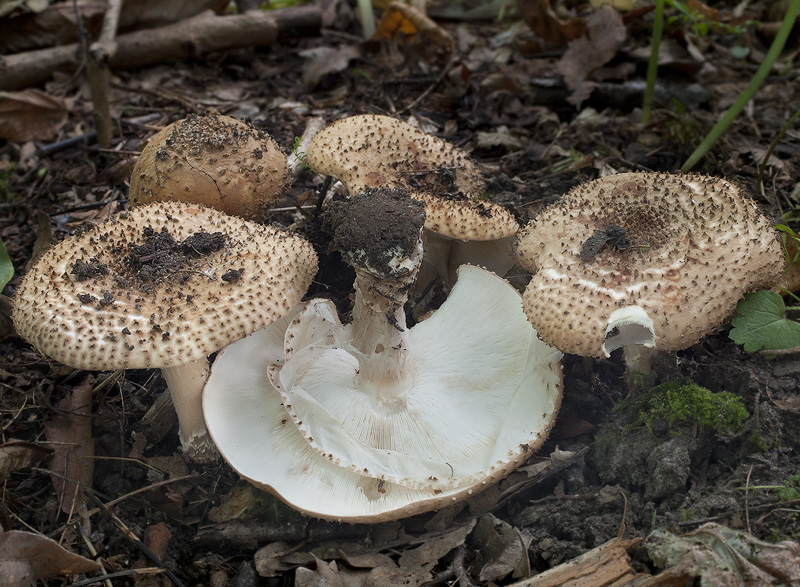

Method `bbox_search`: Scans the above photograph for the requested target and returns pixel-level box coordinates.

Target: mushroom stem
[349,261,419,383]
[622,345,658,390]
[161,359,216,462]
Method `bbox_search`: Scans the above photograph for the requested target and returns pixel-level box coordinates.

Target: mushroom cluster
[12,201,318,460]
[203,188,563,522]
[307,114,520,286]
[129,113,289,221]
[515,172,785,359]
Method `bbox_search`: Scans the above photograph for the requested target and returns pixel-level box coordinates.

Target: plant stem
[642,0,665,125]
[758,106,800,195]
[681,0,800,172]
[357,0,375,38]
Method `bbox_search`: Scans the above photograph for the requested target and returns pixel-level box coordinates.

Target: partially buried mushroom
[129,113,290,221]
[12,202,317,461]
[515,172,785,361]
[306,114,520,287]
[203,187,563,521]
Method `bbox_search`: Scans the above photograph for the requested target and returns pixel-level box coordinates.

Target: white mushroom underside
[203,265,563,522]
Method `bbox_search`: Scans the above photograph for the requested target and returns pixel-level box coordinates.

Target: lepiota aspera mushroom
[306,114,519,286]
[203,188,563,521]
[515,172,784,366]
[129,113,290,221]
[12,202,317,461]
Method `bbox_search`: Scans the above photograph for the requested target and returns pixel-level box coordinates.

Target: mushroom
[12,201,317,461]
[515,172,784,369]
[129,113,290,221]
[203,188,563,521]
[306,114,519,288]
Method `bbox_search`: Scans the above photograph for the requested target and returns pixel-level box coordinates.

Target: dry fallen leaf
[44,376,95,515]
[369,520,477,585]
[0,441,52,483]
[373,1,452,46]
[294,555,347,587]
[516,0,587,46]
[470,513,532,582]
[556,5,627,106]
[0,89,68,142]
[0,527,101,587]
[647,523,800,585]
[300,45,363,91]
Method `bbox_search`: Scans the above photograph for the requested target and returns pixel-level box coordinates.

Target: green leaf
[729,290,800,352]
[0,237,12,291]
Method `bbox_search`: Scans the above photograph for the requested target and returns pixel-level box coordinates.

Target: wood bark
[0,7,322,91]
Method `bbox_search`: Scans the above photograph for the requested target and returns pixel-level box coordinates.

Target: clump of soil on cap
[71,258,110,281]
[123,226,228,287]
[325,188,426,277]
[70,227,233,302]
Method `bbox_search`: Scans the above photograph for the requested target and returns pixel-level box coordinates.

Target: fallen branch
[85,0,123,148]
[0,6,322,91]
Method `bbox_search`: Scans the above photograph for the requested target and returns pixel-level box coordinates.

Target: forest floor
[1,0,800,585]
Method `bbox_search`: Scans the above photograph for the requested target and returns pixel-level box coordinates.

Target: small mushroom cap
[516,172,785,357]
[307,114,518,240]
[204,265,563,522]
[12,201,318,370]
[129,113,290,221]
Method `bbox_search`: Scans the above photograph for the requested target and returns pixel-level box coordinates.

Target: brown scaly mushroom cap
[129,113,290,221]
[306,114,518,241]
[515,172,785,358]
[13,201,317,459]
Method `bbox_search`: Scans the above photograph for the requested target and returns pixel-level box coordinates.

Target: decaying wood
[0,6,322,91]
[195,518,392,550]
[510,538,651,586]
[137,388,178,448]
[85,0,123,148]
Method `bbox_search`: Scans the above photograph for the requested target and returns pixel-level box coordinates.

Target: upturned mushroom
[203,188,563,521]
[12,201,317,461]
[306,114,520,286]
[129,113,290,221]
[515,172,784,364]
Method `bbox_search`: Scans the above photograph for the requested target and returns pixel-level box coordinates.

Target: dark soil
[326,187,426,275]
[1,0,800,585]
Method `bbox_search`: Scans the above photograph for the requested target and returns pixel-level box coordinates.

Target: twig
[85,492,186,587]
[38,132,98,156]
[85,0,123,148]
[75,521,113,587]
[745,464,753,534]
[0,7,322,91]
[617,488,628,539]
[758,345,800,355]
[400,50,456,114]
[71,567,169,586]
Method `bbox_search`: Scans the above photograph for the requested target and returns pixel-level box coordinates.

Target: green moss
[777,471,800,501]
[746,429,769,452]
[644,379,748,436]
